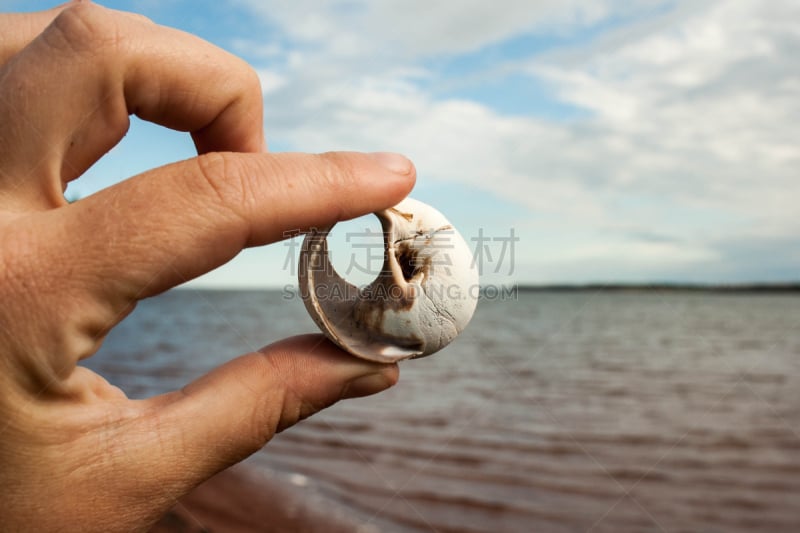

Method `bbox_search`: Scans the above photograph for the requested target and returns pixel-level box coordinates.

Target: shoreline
[514,282,800,293]
[150,464,361,533]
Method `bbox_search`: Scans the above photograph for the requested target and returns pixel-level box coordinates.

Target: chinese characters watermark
[281,226,520,301]
[470,227,519,276]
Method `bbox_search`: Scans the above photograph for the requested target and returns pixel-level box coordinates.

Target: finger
[139,335,398,490]
[6,150,413,379]
[61,150,415,297]
[0,2,264,208]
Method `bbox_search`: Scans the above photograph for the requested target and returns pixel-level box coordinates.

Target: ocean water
[86,289,800,532]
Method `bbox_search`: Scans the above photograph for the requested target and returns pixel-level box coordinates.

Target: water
[86,289,800,532]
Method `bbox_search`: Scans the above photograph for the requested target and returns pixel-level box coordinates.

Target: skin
[0,2,415,531]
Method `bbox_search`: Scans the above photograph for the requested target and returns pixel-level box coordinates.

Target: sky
[3,0,799,288]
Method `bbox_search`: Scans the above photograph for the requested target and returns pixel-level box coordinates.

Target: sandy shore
[150,465,360,533]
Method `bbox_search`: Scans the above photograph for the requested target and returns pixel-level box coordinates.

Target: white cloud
[533,0,800,226]
[237,0,668,58]
[254,68,287,94]
[239,0,799,282]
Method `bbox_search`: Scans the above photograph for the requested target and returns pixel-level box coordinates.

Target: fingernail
[342,372,394,399]
[368,152,413,175]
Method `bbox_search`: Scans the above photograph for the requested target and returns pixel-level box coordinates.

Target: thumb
[141,334,397,487]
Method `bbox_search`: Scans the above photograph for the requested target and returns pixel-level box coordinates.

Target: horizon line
[179,281,800,293]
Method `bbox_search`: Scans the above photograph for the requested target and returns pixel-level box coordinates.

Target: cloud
[237,0,667,59]
[532,0,800,229]
[235,0,800,282]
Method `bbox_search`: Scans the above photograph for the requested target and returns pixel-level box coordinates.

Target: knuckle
[230,354,284,452]
[46,2,123,55]
[241,62,263,100]
[48,3,102,49]
[193,152,251,213]
[311,152,359,198]
[226,55,262,95]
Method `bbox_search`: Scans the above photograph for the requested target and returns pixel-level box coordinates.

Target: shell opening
[396,242,421,281]
[326,215,384,287]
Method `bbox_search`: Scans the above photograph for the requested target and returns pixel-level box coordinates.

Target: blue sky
[3,0,799,287]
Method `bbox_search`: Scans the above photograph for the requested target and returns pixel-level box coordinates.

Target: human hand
[0,2,414,532]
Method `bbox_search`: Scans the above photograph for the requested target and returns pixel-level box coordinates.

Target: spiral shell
[299,198,479,363]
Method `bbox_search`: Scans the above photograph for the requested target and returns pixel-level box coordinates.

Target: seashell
[298,197,479,363]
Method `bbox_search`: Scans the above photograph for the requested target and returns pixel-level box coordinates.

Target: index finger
[0,2,264,207]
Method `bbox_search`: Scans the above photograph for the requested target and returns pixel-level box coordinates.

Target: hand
[0,2,414,532]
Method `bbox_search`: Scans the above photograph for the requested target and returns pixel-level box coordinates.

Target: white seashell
[298,197,479,363]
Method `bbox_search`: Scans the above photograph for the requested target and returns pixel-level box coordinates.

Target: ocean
[86,289,800,532]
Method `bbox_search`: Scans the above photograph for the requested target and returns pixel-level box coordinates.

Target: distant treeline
[514,283,800,293]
